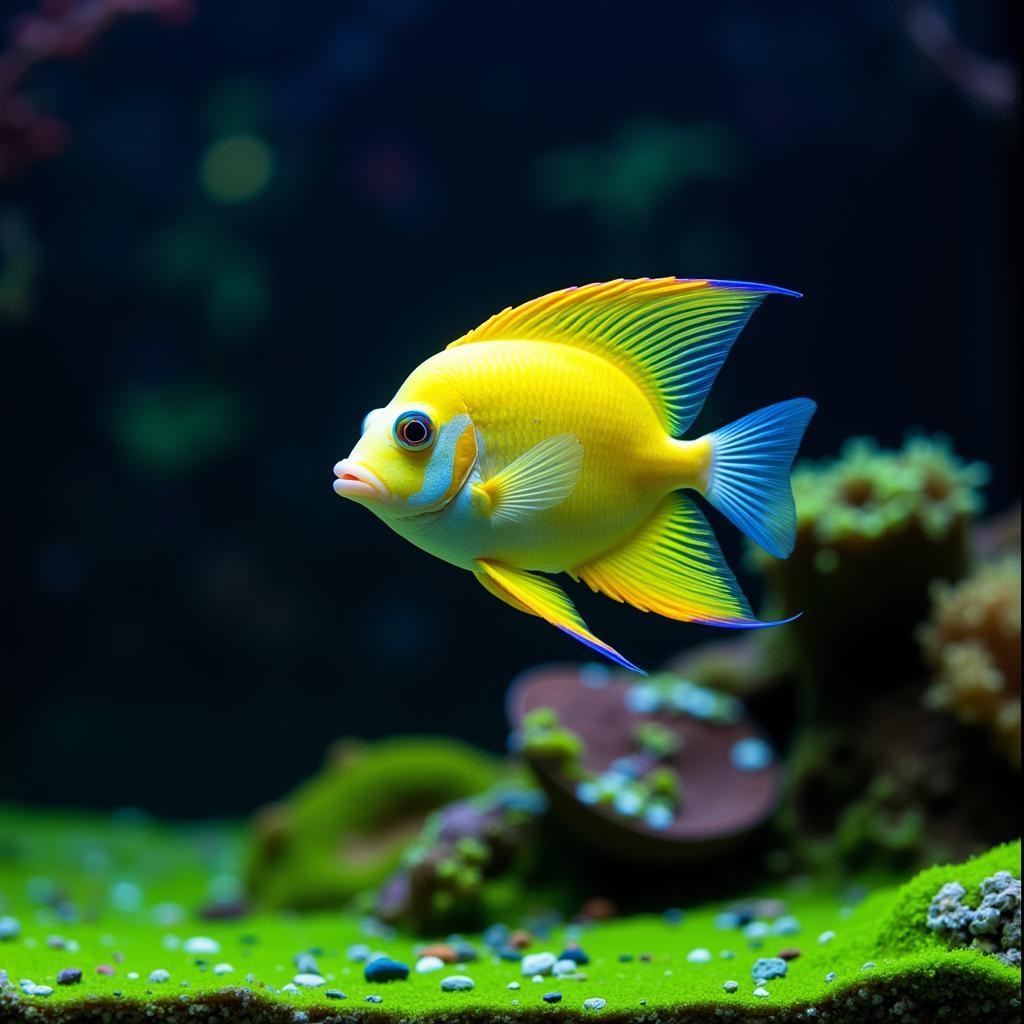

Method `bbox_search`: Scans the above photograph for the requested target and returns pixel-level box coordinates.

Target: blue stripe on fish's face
[407,413,475,511]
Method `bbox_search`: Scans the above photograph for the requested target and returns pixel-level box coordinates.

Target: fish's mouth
[333,459,389,501]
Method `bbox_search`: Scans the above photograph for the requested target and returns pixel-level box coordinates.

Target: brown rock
[418,943,458,964]
[508,929,533,949]
[778,947,801,961]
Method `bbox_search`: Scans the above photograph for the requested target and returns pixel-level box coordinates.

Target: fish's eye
[393,410,435,451]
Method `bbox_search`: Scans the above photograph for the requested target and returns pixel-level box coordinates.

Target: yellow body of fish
[334,278,815,672]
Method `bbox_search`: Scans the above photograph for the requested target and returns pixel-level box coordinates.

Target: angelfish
[333,278,815,673]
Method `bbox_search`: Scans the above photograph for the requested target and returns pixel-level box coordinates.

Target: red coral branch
[0,0,193,183]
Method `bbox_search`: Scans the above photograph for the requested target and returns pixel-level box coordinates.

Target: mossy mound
[1,805,1019,1022]
[246,736,503,909]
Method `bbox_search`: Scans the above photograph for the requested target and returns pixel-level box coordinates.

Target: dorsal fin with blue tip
[449,278,800,436]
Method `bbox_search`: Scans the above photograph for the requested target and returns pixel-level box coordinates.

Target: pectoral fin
[472,434,583,524]
[475,560,644,673]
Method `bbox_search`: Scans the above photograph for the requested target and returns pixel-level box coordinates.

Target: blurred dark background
[5,0,1019,816]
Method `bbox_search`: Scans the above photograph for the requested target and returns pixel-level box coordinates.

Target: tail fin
[702,398,816,558]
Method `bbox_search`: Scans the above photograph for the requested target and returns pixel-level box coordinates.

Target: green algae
[0,805,1019,1023]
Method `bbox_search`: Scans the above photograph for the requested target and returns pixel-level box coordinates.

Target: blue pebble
[663,907,684,925]
[715,912,742,930]
[483,923,509,948]
[559,946,589,965]
[497,946,523,961]
[365,994,383,1003]
[542,992,563,1003]
[363,957,409,983]
[731,737,773,772]
[751,957,788,983]
[772,915,801,936]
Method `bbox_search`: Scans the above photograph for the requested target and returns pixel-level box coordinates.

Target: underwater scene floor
[0,806,1019,1023]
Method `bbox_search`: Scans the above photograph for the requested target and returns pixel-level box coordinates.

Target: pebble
[663,907,684,924]
[347,943,373,962]
[294,973,325,987]
[281,984,300,993]
[583,997,607,1010]
[213,963,234,976]
[183,937,221,955]
[720,950,736,959]
[293,952,319,974]
[0,917,21,941]
[483,923,509,948]
[731,737,773,771]
[559,944,590,964]
[418,943,458,964]
[825,971,836,983]
[553,958,580,977]
[364,957,409,982]
[325,989,347,999]
[452,940,479,963]
[416,956,446,974]
[715,911,742,930]
[508,929,533,949]
[778,948,801,961]
[753,986,770,998]
[57,968,82,985]
[687,948,712,963]
[127,972,139,980]
[96,965,115,976]
[521,952,557,976]
[752,957,788,983]
[743,921,769,940]
[47,935,67,949]
[543,991,563,1003]
[507,981,521,990]
[365,994,383,1003]
[861,961,876,971]
[25,983,54,996]
[618,954,634,962]
[818,930,836,945]
[440,975,475,992]
[497,946,523,961]
[148,969,171,983]
[772,915,801,935]
[723,980,739,993]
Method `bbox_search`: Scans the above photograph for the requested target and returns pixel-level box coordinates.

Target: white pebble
[753,986,770,998]
[148,969,171,983]
[415,956,446,974]
[281,983,300,993]
[127,972,139,980]
[818,930,836,945]
[686,948,712,963]
[213,963,234,976]
[293,973,325,987]
[440,975,474,991]
[507,981,520,990]
[583,997,607,1010]
[553,958,580,977]
[183,936,221,955]
[521,952,557,977]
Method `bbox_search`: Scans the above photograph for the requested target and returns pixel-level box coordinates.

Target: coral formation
[926,871,1021,966]
[374,783,547,933]
[755,435,988,714]
[245,737,502,910]
[919,557,1021,766]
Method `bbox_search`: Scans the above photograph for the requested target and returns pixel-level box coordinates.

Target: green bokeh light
[200,134,273,203]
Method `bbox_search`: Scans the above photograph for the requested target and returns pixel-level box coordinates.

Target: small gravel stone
[663,907,684,924]
[183,937,221,955]
[418,943,458,964]
[720,950,736,959]
[772,915,801,935]
[743,921,769,940]
[825,971,836,983]
[57,968,82,986]
[325,989,347,999]
[96,965,115,976]
[687,948,712,963]
[542,991,562,1003]
[731,737,773,771]
[440,975,475,992]
[148,969,171,983]
[47,935,66,949]
[365,994,383,1003]
[583,997,607,1009]
[723,980,739,993]
[213,963,233,976]
[294,973,325,987]
[618,953,634,962]
[521,952,557,977]
[508,981,521,990]
[559,945,590,964]
[497,946,523,961]
[347,943,372,962]
[452,940,479,963]
[0,916,20,941]
[861,961,876,971]
[364,957,409,983]
[752,957,788,983]
[26,983,55,996]
[508,929,533,949]
[293,953,319,974]
[281,983,300,993]
[553,958,580,977]
[818,930,836,944]
[778,948,801,960]
[416,956,446,974]
[753,986,770,998]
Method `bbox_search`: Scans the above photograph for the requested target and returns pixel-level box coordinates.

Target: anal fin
[573,493,798,628]
[475,560,644,673]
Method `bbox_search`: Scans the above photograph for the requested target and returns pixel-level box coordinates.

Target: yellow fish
[333,278,815,673]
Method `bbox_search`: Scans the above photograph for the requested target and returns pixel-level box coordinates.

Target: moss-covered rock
[245,736,503,910]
